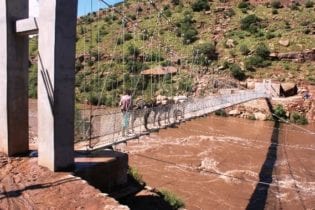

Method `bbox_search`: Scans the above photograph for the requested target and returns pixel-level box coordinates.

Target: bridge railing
[75,89,269,149]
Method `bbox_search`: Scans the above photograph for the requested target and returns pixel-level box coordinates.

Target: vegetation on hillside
[28,0,315,106]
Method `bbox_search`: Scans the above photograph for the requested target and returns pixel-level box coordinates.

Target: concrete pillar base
[75,150,128,192]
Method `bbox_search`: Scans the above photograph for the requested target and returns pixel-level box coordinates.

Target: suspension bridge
[2,0,314,173]
[73,0,276,150]
[75,84,271,150]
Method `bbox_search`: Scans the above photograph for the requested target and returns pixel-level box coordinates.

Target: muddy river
[122,116,315,210]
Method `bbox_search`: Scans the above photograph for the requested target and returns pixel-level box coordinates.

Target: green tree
[270,0,282,9]
[274,104,286,119]
[305,0,314,7]
[176,12,198,44]
[193,42,218,66]
[240,14,262,33]
[229,64,246,80]
[192,0,210,11]
[255,43,270,59]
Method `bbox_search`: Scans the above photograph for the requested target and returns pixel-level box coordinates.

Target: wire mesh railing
[75,89,270,149]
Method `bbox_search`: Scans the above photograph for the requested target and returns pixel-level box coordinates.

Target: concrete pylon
[0,0,29,155]
[38,0,78,171]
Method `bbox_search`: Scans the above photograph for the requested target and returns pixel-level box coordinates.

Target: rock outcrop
[270,48,315,62]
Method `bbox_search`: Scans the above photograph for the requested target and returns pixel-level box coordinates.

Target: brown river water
[28,100,315,209]
[122,116,315,210]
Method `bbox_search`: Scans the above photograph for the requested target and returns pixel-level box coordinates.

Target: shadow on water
[246,98,280,210]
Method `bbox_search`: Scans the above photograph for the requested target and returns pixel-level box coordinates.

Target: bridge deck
[75,90,269,150]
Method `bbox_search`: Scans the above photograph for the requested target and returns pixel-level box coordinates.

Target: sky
[29,0,122,17]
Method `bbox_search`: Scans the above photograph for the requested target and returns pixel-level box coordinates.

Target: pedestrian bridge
[76,84,271,150]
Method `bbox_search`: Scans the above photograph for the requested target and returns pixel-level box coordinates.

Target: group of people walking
[119,90,187,137]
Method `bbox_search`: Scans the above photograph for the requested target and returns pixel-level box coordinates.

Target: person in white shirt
[119,90,132,136]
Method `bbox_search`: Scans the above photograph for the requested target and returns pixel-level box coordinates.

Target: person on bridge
[120,89,132,137]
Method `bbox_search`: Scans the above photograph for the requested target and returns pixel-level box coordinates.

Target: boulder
[226,39,235,48]
[254,112,267,121]
[228,109,241,116]
[279,39,290,47]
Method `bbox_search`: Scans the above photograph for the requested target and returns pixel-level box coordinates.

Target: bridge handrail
[75,89,269,148]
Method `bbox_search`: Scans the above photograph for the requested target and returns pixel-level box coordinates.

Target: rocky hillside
[29,0,315,106]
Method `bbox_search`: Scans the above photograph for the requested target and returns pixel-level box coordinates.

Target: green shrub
[128,167,144,185]
[270,0,282,8]
[117,37,124,45]
[182,29,199,44]
[136,6,143,12]
[284,21,291,29]
[230,64,246,80]
[307,76,315,85]
[303,28,311,34]
[128,14,137,20]
[140,29,150,40]
[248,115,256,120]
[240,14,262,33]
[274,104,286,119]
[126,61,148,73]
[290,2,300,10]
[176,12,198,44]
[161,60,172,66]
[159,189,185,209]
[145,52,164,62]
[87,92,106,105]
[29,64,38,98]
[244,43,271,70]
[75,61,84,72]
[127,45,141,58]
[290,112,308,125]
[224,8,236,17]
[305,0,314,7]
[124,33,133,41]
[239,44,250,55]
[178,75,193,92]
[192,0,210,11]
[238,1,250,9]
[103,74,120,91]
[272,9,279,14]
[245,55,271,70]
[193,42,218,66]
[163,9,172,17]
[171,0,181,5]
[255,43,270,59]
[215,109,227,117]
[266,32,275,39]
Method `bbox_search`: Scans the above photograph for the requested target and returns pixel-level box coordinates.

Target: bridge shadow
[246,98,280,210]
[0,177,78,200]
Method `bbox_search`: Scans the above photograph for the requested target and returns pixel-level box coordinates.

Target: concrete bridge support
[37,0,78,171]
[0,1,29,155]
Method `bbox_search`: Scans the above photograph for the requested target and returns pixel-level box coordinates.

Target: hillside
[29,0,315,106]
